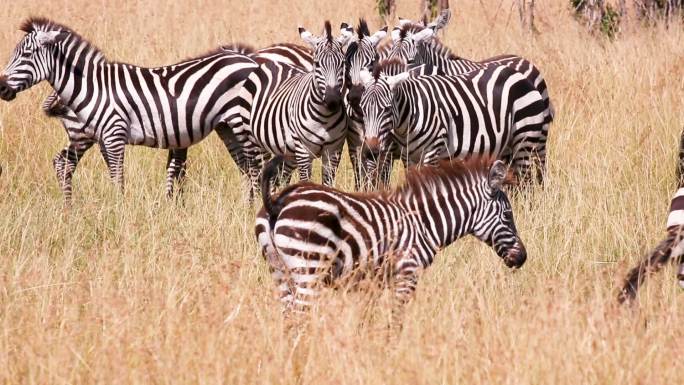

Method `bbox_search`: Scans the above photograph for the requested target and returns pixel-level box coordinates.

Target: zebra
[35,42,314,202]
[386,10,553,182]
[0,18,261,200]
[618,128,684,303]
[342,19,389,190]
[356,60,547,188]
[236,21,351,197]
[255,155,527,323]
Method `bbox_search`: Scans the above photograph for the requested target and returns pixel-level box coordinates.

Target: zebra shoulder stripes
[618,127,684,303]
[357,60,547,187]
[0,18,258,199]
[255,155,527,321]
[237,21,350,197]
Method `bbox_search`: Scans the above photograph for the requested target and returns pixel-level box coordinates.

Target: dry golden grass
[0,0,683,383]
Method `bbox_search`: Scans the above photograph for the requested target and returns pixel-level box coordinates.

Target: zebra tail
[617,230,678,304]
[261,155,285,224]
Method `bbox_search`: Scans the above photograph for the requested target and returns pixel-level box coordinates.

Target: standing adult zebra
[356,61,547,185]
[32,40,313,202]
[387,10,553,183]
[0,18,260,199]
[255,155,526,322]
[236,22,351,198]
[342,19,389,190]
[618,128,684,303]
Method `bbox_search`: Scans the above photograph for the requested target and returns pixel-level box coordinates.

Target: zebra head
[344,19,387,107]
[357,65,408,159]
[387,9,451,66]
[472,161,527,269]
[0,19,69,101]
[299,21,351,111]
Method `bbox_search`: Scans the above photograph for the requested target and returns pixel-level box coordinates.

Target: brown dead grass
[0,1,683,384]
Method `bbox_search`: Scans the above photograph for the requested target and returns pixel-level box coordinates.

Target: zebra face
[358,70,409,157]
[345,21,387,107]
[472,161,527,269]
[1,28,67,101]
[299,21,351,111]
[387,25,435,65]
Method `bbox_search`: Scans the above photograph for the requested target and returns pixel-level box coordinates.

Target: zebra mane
[324,21,333,42]
[397,156,498,196]
[399,23,425,40]
[372,58,407,79]
[357,19,370,39]
[19,17,106,61]
[221,43,256,55]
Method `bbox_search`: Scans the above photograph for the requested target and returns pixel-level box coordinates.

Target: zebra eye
[20,52,31,58]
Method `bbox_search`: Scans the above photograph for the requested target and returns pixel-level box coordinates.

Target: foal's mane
[395,156,494,196]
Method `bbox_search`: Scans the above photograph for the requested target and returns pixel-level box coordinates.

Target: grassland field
[0,0,683,383]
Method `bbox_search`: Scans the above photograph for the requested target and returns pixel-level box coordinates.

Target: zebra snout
[362,137,381,158]
[348,84,363,107]
[324,86,342,110]
[677,263,684,289]
[0,76,16,101]
[503,243,527,269]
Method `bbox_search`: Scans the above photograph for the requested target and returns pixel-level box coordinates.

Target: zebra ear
[368,27,388,47]
[36,30,67,47]
[427,9,452,32]
[298,27,320,48]
[397,17,412,27]
[359,68,374,85]
[337,23,353,47]
[411,27,434,43]
[339,22,354,44]
[390,27,401,42]
[386,72,409,91]
[488,160,508,191]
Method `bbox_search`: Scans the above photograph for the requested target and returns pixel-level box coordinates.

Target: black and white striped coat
[358,62,547,186]
[235,22,351,196]
[43,42,313,201]
[255,156,527,320]
[385,11,553,182]
[0,18,259,199]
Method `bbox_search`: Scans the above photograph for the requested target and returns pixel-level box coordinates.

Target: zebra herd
[0,11,680,320]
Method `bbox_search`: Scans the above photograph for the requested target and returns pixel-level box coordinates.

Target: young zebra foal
[255,156,527,321]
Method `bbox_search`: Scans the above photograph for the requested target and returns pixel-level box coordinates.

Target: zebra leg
[321,148,343,187]
[53,136,96,203]
[617,229,681,304]
[99,138,126,193]
[215,124,248,175]
[348,145,365,191]
[164,148,188,199]
[391,258,419,329]
[295,147,313,183]
[245,147,266,202]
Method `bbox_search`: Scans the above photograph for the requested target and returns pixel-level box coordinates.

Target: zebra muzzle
[677,263,684,289]
[503,243,527,269]
[324,87,342,110]
[0,76,16,101]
